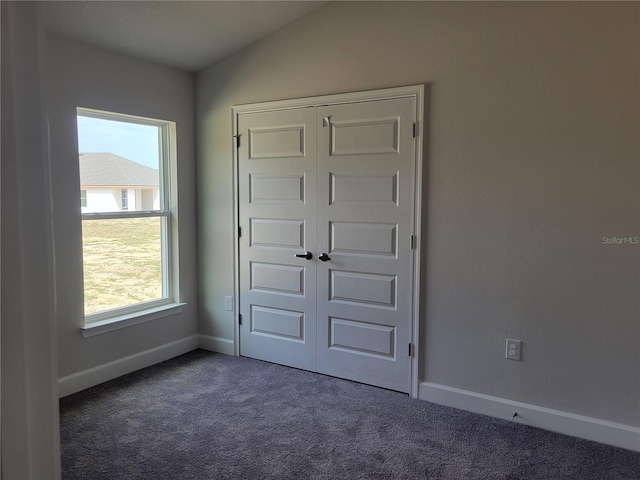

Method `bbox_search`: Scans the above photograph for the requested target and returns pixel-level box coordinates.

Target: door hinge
[410,235,415,249]
[234,134,240,148]
[413,122,416,138]
[238,226,242,238]
[408,343,413,357]
[238,314,243,326]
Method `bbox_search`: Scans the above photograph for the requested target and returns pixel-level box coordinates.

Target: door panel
[248,124,306,159]
[249,218,305,249]
[238,109,317,371]
[330,221,397,257]
[316,98,416,393]
[329,269,397,308]
[330,116,400,156]
[328,317,396,359]
[249,173,305,205]
[250,305,305,342]
[329,172,399,206]
[250,262,305,296]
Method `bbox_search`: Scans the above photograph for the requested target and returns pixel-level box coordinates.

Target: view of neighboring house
[79,152,160,213]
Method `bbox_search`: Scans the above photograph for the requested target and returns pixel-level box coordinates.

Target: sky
[76,115,160,169]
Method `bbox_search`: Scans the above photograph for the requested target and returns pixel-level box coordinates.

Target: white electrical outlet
[224,296,233,311]
[505,339,522,361]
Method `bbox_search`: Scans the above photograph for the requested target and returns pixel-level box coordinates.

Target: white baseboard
[198,334,235,355]
[58,335,198,397]
[419,382,640,452]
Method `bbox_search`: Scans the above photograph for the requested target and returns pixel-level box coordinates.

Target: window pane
[82,217,164,317]
[77,115,161,213]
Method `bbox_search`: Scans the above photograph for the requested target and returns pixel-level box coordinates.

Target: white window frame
[121,188,129,210]
[77,107,181,333]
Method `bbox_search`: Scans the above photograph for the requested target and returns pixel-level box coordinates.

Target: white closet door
[315,97,416,393]
[238,95,416,393]
[238,108,318,371]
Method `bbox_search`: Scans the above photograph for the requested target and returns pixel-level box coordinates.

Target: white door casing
[233,86,424,395]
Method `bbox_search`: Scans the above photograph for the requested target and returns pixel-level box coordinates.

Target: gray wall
[196,2,639,426]
[46,36,198,378]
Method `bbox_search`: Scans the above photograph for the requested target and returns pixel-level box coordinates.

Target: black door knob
[318,253,331,262]
[294,251,313,260]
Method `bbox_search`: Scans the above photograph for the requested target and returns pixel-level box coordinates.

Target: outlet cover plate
[224,296,233,311]
[506,339,522,361]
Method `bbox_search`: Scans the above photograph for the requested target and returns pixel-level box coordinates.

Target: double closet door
[237,95,417,393]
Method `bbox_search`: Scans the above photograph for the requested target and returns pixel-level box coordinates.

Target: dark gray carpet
[60,350,640,479]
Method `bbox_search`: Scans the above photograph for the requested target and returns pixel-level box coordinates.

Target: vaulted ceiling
[42,1,328,72]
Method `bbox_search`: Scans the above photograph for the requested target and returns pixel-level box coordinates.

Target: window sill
[81,302,186,338]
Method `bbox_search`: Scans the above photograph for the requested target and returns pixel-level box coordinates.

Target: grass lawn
[82,217,163,316]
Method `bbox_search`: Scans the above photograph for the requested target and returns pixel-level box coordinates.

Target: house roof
[79,152,159,188]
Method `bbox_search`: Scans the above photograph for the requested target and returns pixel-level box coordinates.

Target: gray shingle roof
[79,152,159,187]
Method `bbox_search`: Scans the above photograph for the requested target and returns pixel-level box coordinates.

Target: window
[121,189,129,210]
[77,108,177,325]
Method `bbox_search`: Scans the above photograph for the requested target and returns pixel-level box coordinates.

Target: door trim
[231,85,425,398]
